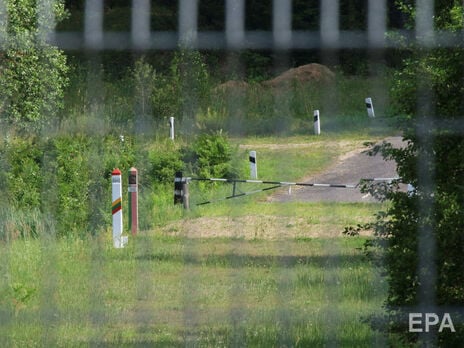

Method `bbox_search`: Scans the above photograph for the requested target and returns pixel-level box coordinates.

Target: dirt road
[269,136,406,203]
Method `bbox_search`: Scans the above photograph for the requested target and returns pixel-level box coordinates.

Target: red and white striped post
[128,167,138,235]
[112,168,127,248]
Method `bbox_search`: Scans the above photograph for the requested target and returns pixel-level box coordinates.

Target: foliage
[0,134,137,239]
[185,132,237,180]
[168,49,211,122]
[148,142,184,185]
[132,57,156,129]
[358,2,464,345]
[0,0,69,132]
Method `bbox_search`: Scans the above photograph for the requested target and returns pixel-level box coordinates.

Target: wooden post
[182,179,190,210]
[128,167,138,236]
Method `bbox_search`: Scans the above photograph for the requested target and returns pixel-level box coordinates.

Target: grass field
[0,136,400,346]
[1,126,398,346]
[0,235,389,347]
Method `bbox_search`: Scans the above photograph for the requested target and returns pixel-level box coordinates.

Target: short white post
[249,151,257,179]
[169,116,175,140]
[407,183,415,196]
[365,97,375,117]
[112,168,127,248]
[313,109,321,135]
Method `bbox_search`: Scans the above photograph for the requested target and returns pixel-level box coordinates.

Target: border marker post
[313,110,321,135]
[365,97,375,117]
[249,151,257,179]
[128,167,138,236]
[169,117,175,140]
[174,172,190,210]
[112,168,127,248]
[174,171,183,205]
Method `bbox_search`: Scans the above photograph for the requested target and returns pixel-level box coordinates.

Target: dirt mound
[262,63,335,88]
[213,80,249,94]
[214,63,335,93]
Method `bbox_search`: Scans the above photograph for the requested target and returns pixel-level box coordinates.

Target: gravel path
[269,136,406,203]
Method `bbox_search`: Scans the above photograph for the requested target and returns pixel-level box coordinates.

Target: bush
[148,142,184,185]
[0,133,138,239]
[0,0,69,132]
[187,132,237,179]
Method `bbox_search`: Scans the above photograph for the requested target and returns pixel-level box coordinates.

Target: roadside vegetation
[7,0,464,346]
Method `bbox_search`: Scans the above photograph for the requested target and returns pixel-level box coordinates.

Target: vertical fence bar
[84,0,103,49]
[131,0,151,50]
[37,0,56,45]
[179,0,198,48]
[0,0,6,48]
[273,0,292,50]
[367,0,386,48]
[415,0,437,345]
[320,0,339,48]
[225,0,245,49]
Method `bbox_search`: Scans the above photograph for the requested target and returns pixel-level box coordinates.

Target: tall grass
[0,236,397,347]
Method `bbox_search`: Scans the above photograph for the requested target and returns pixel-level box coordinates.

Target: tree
[0,0,69,132]
[363,1,464,345]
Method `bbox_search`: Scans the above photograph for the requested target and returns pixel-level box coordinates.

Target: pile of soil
[261,63,335,88]
[215,63,335,93]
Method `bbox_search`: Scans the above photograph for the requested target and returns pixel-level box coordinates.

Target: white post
[365,97,375,117]
[407,183,415,196]
[169,116,175,140]
[249,151,257,179]
[112,168,127,248]
[313,109,321,135]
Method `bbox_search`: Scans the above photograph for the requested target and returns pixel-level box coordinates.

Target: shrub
[188,132,237,179]
[148,143,184,185]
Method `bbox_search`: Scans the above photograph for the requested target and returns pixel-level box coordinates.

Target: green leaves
[0,0,68,133]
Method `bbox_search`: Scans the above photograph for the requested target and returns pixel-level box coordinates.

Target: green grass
[0,235,392,347]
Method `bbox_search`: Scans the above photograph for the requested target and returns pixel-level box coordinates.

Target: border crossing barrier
[174,175,400,208]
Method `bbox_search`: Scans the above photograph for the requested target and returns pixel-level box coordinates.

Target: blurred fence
[1,0,462,346]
